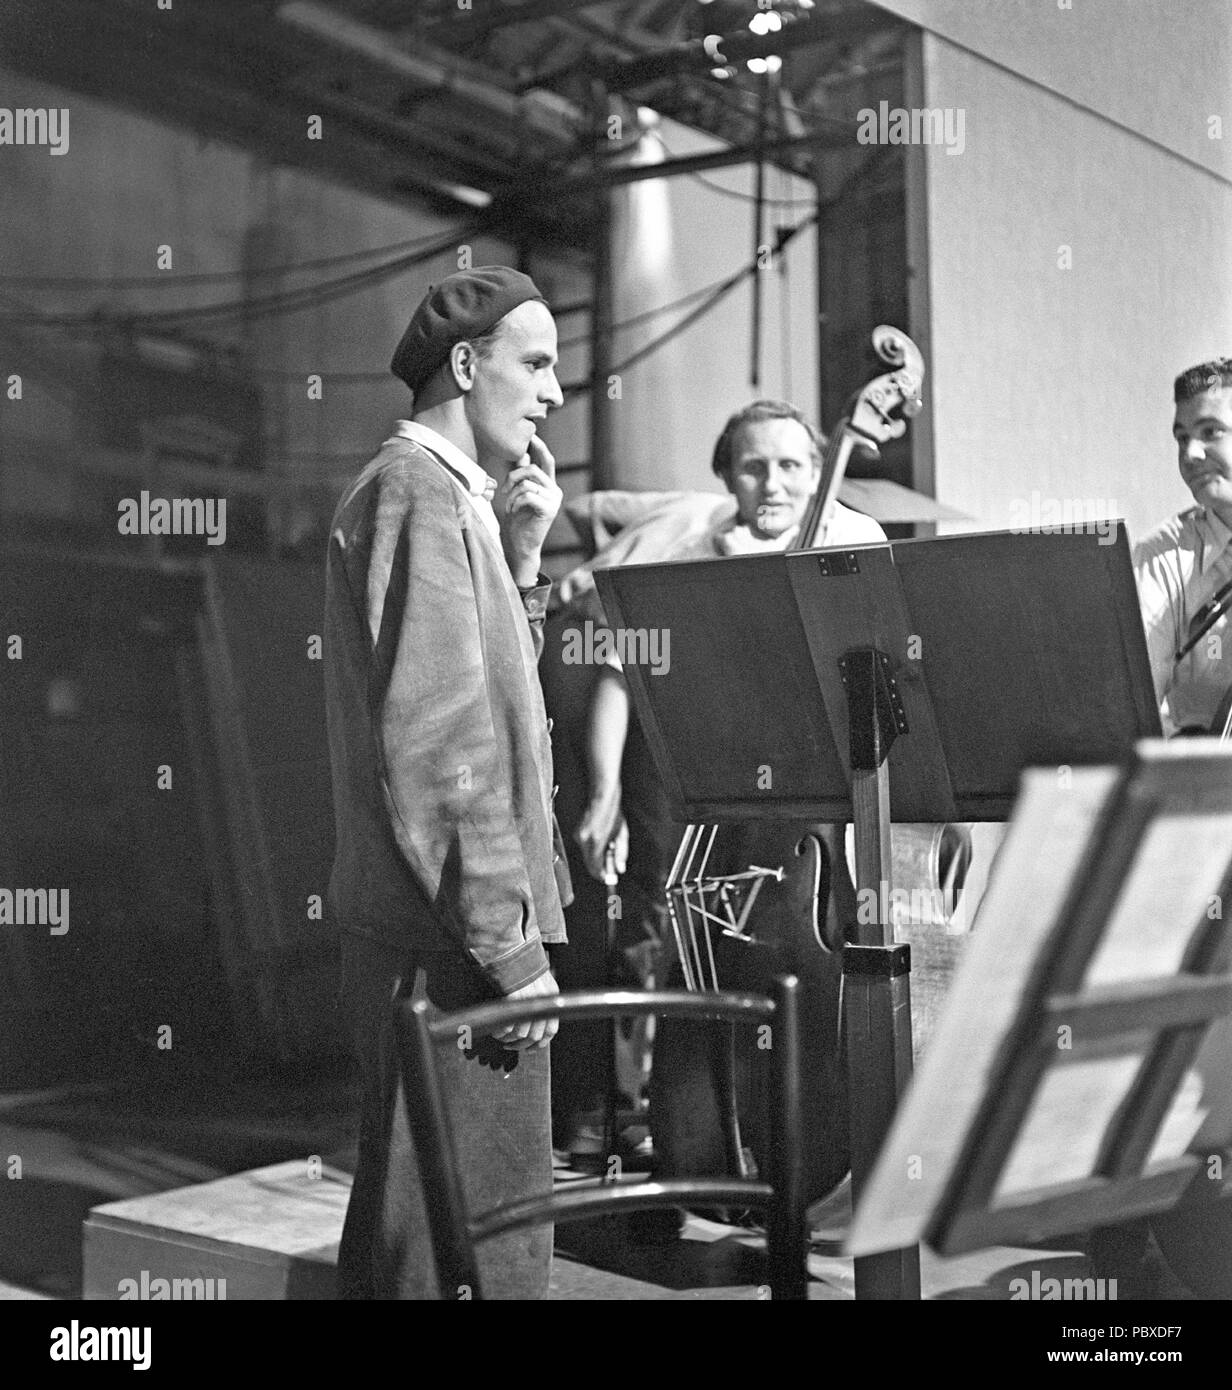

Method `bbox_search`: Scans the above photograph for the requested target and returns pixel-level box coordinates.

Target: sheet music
[850,748,1232,1256]
[995,810,1232,1196]
[1084,813,1232,986]
[847,768,1115,1255]
[997,1048,1146,1196]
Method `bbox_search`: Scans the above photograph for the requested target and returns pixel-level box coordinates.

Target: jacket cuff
[517,575,552,623]
[479,936,551,995]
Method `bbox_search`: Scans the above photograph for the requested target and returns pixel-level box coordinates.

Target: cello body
[649,815,1005,1200]
[650,820,851,1202]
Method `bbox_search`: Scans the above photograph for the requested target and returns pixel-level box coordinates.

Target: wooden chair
[394,975,809,1300]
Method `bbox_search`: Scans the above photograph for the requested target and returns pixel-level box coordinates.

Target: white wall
[875,0,1232,541]
[874,0,1231,182]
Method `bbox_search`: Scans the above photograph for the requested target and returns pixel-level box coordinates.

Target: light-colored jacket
[323,435,568,994]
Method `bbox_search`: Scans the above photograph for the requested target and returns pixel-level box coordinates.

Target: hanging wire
[2,146,898,403]
[0,222,490,331]
[0,226,481,289]
[776,162,794,400]
[650,130,818,210]
[558,272,740,350]
[562,208,814,401]
[237,272,745,382]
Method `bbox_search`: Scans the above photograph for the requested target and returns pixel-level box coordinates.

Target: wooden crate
[82,1161,349,1300]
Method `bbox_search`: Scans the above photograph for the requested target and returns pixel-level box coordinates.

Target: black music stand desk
[595,525,1161,1299]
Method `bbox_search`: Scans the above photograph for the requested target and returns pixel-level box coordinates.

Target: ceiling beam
[277,0,583,146]
[595,7,899,90]
[0,0,590,246]
[533,5,871,179]
[420,0,618,42]
[493,125,856,216]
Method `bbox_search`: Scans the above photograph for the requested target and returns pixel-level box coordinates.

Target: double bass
[650,327,961,1204]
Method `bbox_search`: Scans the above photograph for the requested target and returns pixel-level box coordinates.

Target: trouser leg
[337,935,554,1300]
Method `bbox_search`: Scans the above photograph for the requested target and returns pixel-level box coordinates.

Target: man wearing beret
[323,265,570,1298]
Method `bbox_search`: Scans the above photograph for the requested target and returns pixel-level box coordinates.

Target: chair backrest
[393,977,808,1300]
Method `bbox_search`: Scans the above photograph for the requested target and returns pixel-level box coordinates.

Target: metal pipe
[588,81,615,491]
[278,0,581,144]
[750,70,768,389]
[494,128,855,214]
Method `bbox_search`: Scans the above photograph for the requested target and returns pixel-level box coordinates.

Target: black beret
[391,265,546,394]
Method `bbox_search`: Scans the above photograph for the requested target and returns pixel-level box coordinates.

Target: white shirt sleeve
[1132,517,1191,735]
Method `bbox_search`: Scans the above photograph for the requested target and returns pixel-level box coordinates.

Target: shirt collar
[1194,505,1232,572]
[392,419,497,501]
[713,518,801,556]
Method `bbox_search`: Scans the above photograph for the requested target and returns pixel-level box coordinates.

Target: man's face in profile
[466,300,563,469]
[1174,385,1232,515]
[724,417,822,541]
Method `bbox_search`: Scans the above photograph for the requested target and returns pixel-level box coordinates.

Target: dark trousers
[337,933,554,1299]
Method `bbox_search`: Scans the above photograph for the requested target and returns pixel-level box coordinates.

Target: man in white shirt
[1098,356,1232,1297]
[545,400,884,1166]
[570,399,886,878]
[1135,357,1232,736]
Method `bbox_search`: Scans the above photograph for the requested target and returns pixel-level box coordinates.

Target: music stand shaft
[844,648,922,1300]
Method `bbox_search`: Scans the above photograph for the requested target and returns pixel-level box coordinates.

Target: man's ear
[449,340,478,393]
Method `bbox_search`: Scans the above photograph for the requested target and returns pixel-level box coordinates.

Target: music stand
[595,524,1160,1298]
[848,740,1232,1266]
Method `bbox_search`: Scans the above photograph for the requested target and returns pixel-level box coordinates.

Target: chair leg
[396,998,484,1299]
[768,975,809,1299]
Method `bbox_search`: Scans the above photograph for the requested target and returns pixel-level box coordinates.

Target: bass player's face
[725,418,822,541]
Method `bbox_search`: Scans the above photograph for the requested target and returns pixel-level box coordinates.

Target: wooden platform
[83,1161,348,1300]
[80,1160,1148,1300]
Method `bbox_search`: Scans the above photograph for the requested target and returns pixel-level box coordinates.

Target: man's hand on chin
[498,434,563,587]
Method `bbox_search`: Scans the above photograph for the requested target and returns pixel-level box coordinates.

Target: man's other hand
[575,786,628,884]
[494,969,560,1050]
